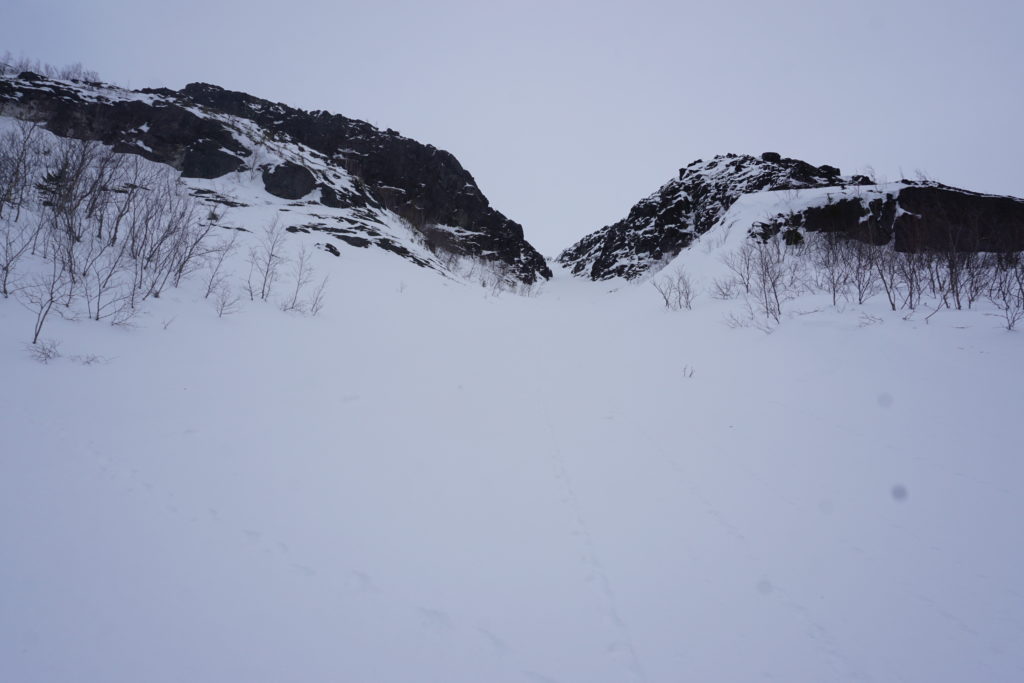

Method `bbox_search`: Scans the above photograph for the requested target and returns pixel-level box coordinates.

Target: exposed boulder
[262,162,316,200]
[182,143,243,179]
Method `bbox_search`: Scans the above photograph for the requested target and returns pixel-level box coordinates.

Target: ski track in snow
[544,416,648,683]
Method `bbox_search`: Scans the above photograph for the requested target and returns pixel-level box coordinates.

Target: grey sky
[3,0,1022,254]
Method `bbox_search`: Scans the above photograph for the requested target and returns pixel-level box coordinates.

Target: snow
[2,125,1023,683]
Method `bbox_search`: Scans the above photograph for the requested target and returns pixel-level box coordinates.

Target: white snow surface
[2,156,1023,683]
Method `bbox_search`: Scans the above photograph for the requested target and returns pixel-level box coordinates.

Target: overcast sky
[3,0,1022,253]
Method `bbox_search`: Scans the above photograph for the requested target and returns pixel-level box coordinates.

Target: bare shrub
[26,338,62,363]
[308,276,328,316]
[70,353,108,366]
[281,245,314,313]
[652,266,696,311]
[3,132,217,340]
[842,238,880,305]
[710,276,739,300]
[0,53,99,81]
[18,250,71,343]
[214,283,241,318]
[721,242,755,294]
[808,232,849,306]
[247,218,286,301]
[875,248,901,311]
[203,229,240,299]
[989,258,1024,330]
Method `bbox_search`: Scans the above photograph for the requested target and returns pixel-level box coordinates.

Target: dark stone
[182,145,243,179]
[318,242,341,257]
[760,184,1024,253]
[782,228,804,246]
[262,162,316,200]
[893,186,1024,252]
[817,165,841,177]
[319,184,344,208]
[336,234,372,248]
[761,152,782,163]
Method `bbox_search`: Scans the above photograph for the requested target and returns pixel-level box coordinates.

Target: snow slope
[2,175,1023,682]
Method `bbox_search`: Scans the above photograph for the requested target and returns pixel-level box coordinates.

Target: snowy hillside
[559,152,1024,281]
[0,71,550,283]
[2,72,1024,683]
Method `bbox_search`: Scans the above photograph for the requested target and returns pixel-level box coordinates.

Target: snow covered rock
[761,181,1024,253]
[557,153,845,280]
[558,152,1024,280]
[262,161,316,200]
[0,72,551,283]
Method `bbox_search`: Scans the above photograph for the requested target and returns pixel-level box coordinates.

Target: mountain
[3,71,1024,683]
[0,71,551,283]
[558,152,1024,280]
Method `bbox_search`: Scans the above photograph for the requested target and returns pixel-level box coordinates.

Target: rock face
[762,182,1024,253]
[557,153,847,280]
[0,72,550,282]
[558,152,1024,280]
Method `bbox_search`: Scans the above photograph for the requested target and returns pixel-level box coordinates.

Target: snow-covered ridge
[559,152,1024,281]
[0,71,551,283]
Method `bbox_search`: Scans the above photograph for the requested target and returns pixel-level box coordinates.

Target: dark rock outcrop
[262,161,316,200]
[559,153,846,280]
[764,182,1024,253]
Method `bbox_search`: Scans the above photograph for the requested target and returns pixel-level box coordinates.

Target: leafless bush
[0,120,45,223]
[308,275,328,316]
[26,338,61,363]
[1,214,43,298]
[989,259,1024,331]
[875,248,900,311]
[214,283,241,318]
[203,229,240,299]
[2,132,217,340]
[70,353,108,366]
[721,242,755,294]
[0,52,99,81]
[18,250,71,343]
[246,218,286,301]
[710,276,739,300]
[751,238,807,324]
[652,266,696,311]
[807,232,849,306]
[842,238,880,305]
[895,251,927,311]
[281,245,314,313]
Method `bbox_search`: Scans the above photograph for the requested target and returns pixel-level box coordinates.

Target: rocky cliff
[0,71,551,282]
[558,152,1024,280]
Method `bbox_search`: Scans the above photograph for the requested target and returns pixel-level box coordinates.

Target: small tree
[281,245,314,313]
[18,247,71,344]
[989,258,1024,331]
[652,266,696,311]
[246,218,286,301]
